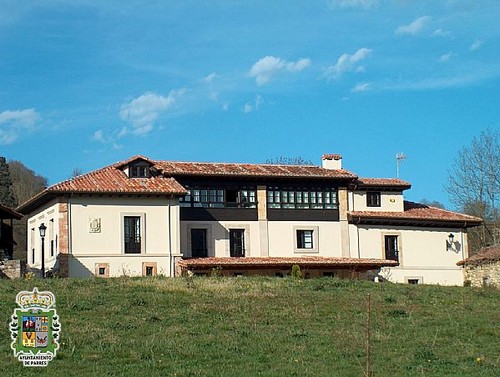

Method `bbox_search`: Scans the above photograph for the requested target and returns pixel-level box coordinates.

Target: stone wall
[0,260,26,279]
[463,261,500,288]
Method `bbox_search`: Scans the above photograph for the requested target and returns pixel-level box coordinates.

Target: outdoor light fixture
[39,223,47,278]
[446,233,455,251]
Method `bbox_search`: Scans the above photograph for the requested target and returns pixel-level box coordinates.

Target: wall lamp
[446,233,454,251]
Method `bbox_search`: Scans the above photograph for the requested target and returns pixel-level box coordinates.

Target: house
[16,154,482,285]
[457,245,500,287]
[0,203,22,260]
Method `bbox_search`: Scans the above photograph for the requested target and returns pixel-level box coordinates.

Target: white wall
[350,191,404,212]
[349,224,466,285]
[26,200,60,275]
[180,220,343,258]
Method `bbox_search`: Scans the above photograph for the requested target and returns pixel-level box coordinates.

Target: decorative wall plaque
[89,218,101,233]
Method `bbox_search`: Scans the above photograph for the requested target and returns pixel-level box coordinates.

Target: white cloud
[432,29,450,37]
[249,56,311,85]
[203,72,217,83]
[0,108,40,145]
[324,48,372,79]
[439,52,455,62]
[395,16,431,35]
[470,39,483,51]
[119,89,185,135]
[351,82,371,92]
[327,0,378,9]
[243,95,264,113]
[92,129,106,143]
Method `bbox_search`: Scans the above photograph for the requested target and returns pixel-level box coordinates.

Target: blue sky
[1,0,499,208]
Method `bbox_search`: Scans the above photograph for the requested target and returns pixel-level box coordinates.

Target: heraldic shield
[10,287,61,367]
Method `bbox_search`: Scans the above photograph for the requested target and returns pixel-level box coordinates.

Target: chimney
[322,154,342,170]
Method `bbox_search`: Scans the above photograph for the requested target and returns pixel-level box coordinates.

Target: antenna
[395,152,407,178]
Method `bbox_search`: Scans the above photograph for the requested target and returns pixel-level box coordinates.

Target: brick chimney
[321,154,342,170]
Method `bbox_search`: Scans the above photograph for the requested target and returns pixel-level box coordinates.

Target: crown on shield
[15,287,55,310]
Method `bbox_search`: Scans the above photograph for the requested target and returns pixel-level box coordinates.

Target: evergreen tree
[0,156,17,208]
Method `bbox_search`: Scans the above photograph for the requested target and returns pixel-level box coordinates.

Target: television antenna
[395,152,407,178]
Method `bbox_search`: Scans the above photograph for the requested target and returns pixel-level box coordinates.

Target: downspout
[460,226,465,261]
[168,196,173,277]
[68,194,73,255]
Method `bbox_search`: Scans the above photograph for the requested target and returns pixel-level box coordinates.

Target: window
[142,262,157,277]
[294,227,319,253]
[49,219,54,257]
[191,229,208,258]
[129,163,150,178]
[95,263,109,278]
[31,249,35,264]
[384,235,399,261]
[297,230,314,249]
[124,216,142,254]
[367,192,381,207]
[407,279,419,285]
[180,187,256,208]
[229,229,245,257]
[267,188,338,209]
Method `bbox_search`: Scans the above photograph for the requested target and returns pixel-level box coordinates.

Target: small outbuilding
[457,245,500,287]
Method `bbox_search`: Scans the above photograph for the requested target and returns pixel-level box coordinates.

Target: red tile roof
[48,165,186,195]
[355,178,411,189]
[349,201,482,227]
[457,245,500,266]
[178,256,398,269]
[0,204,22,220]
[155,160,356,179]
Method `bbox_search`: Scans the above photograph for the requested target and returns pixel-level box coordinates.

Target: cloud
[324,48,372,79]
[470,39,483,51]
[243,95,264,113]
[203,72,217,83]
[439,52,455,62]
[119,89,185,135]
[351,82,371,92]
[92,129,106,143]
[327,0,378,9]
[0,108,40,145]
[395,16,431,35]
[249,56,311,85]
[432,29,450,37]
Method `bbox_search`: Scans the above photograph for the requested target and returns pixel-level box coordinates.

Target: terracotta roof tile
[0,204,22,219]
[155,160,357,179]
[355,178,411,189]
[48,165,186,195]
[178,256,398,268]
[457,245,500,266]
[349,201,482,225]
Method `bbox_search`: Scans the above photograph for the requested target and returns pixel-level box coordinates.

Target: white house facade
[17,154,481,285]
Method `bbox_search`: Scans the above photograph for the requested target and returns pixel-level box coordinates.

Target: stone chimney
[321,154,342,170]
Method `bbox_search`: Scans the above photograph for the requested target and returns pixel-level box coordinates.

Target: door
[229,229,245,257]
[384,235,399,261]
[191,229,208,258]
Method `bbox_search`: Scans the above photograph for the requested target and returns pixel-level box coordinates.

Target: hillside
[0,277,498,376]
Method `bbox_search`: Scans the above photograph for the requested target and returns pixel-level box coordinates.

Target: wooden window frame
[95,263,110,278]
[366,192,381,207]
[142,262,157,277]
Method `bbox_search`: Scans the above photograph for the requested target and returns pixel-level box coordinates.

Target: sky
[1,0,499,209]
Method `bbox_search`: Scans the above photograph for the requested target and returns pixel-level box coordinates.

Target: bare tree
[71,167,83,178]
[446,129,499,252]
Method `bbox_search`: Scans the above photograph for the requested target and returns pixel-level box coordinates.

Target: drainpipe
[168,196,173,277]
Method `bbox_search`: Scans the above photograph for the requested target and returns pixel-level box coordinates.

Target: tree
[420,199,446,209]
[8,160,48,260]
[265,156,314,165]
[0,156,17,208]
[446,129,499,252]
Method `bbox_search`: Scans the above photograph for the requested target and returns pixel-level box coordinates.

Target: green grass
[1,277,498,376]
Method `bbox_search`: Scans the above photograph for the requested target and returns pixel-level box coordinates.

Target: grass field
[1,276,498,376]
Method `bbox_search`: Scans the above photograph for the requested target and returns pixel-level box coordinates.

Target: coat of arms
[10,287,61,367]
